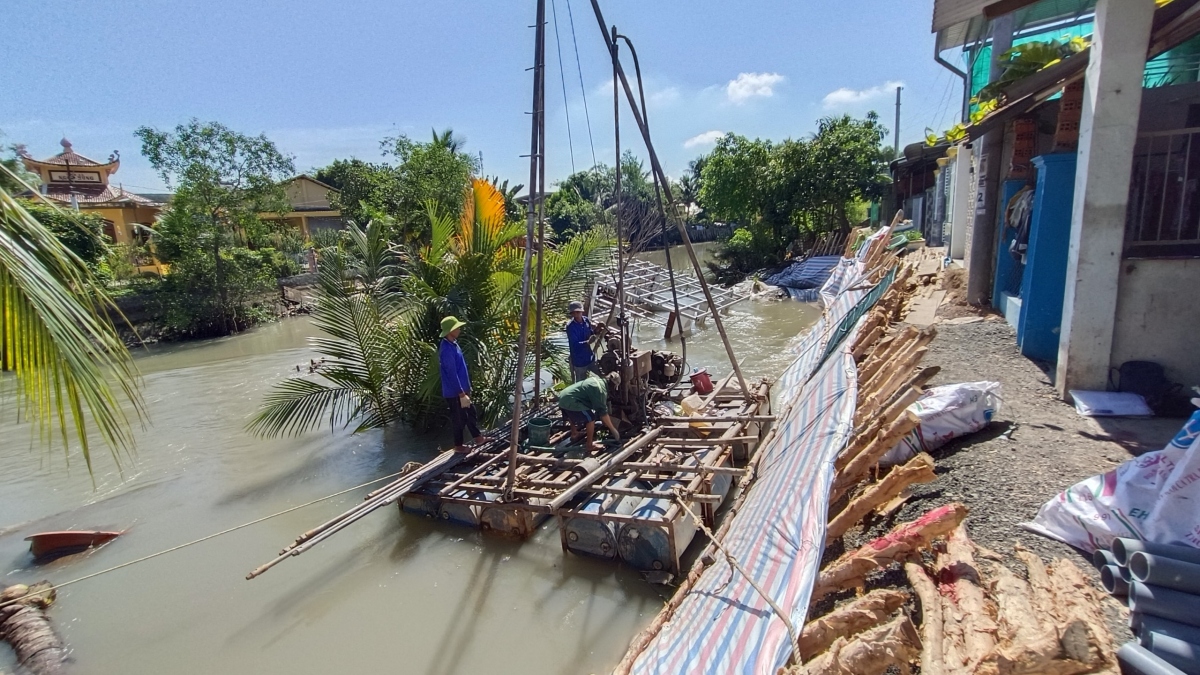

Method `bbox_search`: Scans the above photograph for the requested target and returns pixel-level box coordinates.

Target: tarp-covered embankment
[619,228,896,675]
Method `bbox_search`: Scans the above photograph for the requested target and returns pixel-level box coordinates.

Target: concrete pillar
[1056,0,1155,397]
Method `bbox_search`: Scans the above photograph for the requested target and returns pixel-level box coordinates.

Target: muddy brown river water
[0,244,818,674]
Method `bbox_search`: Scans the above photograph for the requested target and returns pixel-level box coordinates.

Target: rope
[565,0,598,168]
[550,0,577,174]
[0,468,412,611]
[670,489,802,666]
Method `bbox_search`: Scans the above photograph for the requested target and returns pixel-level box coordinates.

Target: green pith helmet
[440,316,467,338]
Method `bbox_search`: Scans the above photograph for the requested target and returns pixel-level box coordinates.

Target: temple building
[19,139,163,248]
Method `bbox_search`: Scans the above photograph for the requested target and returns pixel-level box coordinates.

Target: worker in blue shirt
[566,300,601,382]
[438,316,485,452]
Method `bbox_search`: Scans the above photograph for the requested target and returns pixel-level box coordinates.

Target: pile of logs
[0,582,67,675]
[785,256,1116,675]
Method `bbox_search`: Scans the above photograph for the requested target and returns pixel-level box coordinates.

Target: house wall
[285,178,333,210]
[85,205,159,245]
[1137,81,1200,132]
[1111,257,1200,386]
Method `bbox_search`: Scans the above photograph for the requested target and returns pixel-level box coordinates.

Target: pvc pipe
[1144,633,1200,675]
[1130,552,1200,596]
[1095,548,1118,570]
[1138,615,1200,651]
[1102,564,1130,597]
[1113,539,1200,567]
[1129,582,1200,630]
[1119,641,1187,675]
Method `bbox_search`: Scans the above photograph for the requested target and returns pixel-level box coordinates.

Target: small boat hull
[26,530,121,561]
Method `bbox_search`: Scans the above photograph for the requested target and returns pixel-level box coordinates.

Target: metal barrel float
[563,483,643,560]
[616,455,734,573]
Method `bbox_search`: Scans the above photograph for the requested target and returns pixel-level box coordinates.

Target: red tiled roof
[36,150,108,167]
[41,186,162,207]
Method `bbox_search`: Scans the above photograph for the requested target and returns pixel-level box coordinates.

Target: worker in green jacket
[558,373,621,452]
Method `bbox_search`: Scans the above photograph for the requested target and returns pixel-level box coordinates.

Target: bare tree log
[799,589,908,661]
[978,559,1103,675]
[1018,550,1115,674]
[826,453,936,544]
[789,613,921,675]
[938,524,999,672]
[811,503,967,605]
[0,583,67,675]
[831,409,921,504]
[838,389,921,474]
[905,562,946,675]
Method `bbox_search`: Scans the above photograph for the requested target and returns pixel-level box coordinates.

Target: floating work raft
[401,379,772,575]
[618,224,900,675]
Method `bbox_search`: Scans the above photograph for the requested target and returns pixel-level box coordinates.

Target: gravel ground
[829,317,1183,648]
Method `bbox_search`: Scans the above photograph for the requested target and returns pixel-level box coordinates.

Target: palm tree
[0,164,143,473]
[249,178,609,437]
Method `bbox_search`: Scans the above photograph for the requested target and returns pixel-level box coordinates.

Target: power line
[565,0,597,169]
[550,0,577,174]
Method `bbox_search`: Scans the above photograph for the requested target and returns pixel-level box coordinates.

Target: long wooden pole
[504,0,547,501]
[587,0,749,399]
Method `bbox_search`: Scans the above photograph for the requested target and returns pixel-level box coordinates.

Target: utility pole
[893,85,902,158]
[504,0,546,501]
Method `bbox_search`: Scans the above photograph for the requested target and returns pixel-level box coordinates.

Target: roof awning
[935,0,1097,53]
[962,0,1200,140]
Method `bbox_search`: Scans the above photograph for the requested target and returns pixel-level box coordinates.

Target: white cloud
[683,130,725,149]
[822,80,905,110]
[725,72,785,104]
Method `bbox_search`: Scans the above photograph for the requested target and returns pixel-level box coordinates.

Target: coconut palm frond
[0,165,144,474]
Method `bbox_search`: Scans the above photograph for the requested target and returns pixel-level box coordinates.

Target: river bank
[0,260,820,675]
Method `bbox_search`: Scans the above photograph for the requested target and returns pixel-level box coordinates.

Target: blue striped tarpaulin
[628,247,896,674]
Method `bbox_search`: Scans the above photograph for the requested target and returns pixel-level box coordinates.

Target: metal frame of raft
[590,258,748,334]
[399,376,771,574]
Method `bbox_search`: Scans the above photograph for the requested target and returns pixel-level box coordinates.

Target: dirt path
[840,317,1182,645]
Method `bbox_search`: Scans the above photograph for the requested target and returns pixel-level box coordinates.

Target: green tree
[804,113,890,231]
[249,179,610,436]
[18,199,108,269]
[699,134,773,229]
[0,164,144,473]
[379,130,478,241]
[136,120,296,336]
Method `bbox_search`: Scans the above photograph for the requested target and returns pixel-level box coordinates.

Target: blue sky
[2,0,964,194]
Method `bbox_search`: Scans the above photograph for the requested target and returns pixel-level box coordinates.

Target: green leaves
[0,164,144,475]
[250,182,612,438]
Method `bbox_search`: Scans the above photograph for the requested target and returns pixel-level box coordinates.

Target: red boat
[25,530,122,560]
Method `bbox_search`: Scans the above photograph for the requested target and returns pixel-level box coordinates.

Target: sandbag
[880,382,1002,467]
[1024,409,1200,553]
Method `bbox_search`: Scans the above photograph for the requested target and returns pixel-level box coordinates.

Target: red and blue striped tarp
[629,237,892,675]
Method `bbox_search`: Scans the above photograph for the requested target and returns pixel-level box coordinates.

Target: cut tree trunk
[799,588,908,661]
[939,524,998,672]
[906,562,946,675]
[811,503,968,605]
[0,583,67,675]
[787,613,921,675]
[826,453,937,544]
